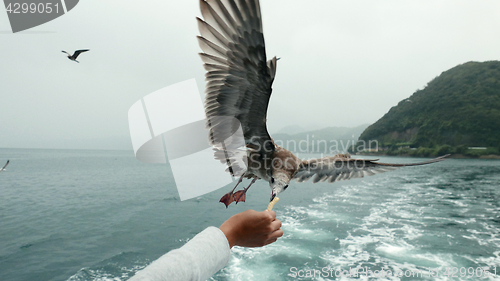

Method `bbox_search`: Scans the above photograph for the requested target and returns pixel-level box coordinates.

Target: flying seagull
[61,49,89,63]
[196,0,448,208]
[0,160,9,173]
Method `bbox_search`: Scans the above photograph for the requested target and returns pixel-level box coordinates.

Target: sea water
[0,148,498,281]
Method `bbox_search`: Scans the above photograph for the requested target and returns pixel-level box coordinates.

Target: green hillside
[358,61,500,157]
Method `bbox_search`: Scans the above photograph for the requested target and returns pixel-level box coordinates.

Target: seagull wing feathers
[293,154,449,184]
[0,160,9,172]
[198,0,276,154]
[72,49,89,59]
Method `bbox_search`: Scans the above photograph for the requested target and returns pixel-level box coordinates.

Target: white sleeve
[129,226,231,281]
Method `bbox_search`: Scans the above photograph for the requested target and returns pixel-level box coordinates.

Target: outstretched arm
[129,209,283,281]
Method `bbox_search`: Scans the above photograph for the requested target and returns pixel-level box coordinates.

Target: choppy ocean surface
[0,148,499,281]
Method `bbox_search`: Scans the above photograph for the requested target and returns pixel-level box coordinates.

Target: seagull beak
[270,190,277,202]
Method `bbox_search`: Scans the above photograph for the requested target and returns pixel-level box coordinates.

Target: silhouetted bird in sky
[197,0,448,208]
[62,49,89,63]
[0,160,9,173]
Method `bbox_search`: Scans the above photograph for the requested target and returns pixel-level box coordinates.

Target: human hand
[219,209,283,248]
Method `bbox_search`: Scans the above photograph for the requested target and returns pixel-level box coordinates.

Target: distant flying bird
[196,0,448,208]
[61,49,89,63]
[0,160,9,173]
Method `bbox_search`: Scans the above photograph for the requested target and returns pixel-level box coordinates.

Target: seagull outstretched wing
[293,154,449,183]
[0,160,9,172]
[72,49,89,59]
[197,0,277,156]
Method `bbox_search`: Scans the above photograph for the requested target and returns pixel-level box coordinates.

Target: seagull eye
[284,185,288,190]
[271,177,275,183]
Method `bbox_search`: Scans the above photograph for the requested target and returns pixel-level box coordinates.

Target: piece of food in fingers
[267,197,280,211]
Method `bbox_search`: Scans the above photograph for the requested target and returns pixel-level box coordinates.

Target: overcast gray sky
[1,0,499,150]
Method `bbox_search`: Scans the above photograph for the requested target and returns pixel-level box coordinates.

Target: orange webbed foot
[233,190,247,204]
[219,192,235,208]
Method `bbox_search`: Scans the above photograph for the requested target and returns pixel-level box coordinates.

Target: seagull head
[269,171,290,202]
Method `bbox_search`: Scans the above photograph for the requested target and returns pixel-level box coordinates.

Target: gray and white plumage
[0,160,9,173]
[293,154,449,184]
[197,0,448,207]
[197,0,276,158]
[62,49,89,63]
